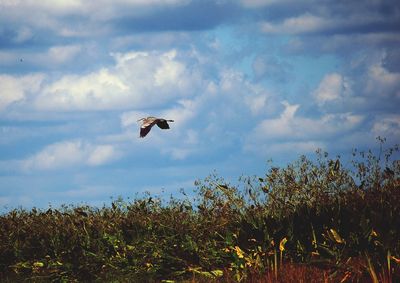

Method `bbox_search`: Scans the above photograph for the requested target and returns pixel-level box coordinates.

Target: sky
[1,0,400,210]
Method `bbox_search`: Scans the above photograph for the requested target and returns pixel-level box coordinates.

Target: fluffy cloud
[244,100,367,157]
[21,140,119,171]
[34,50,203,111]
[250,101,364,142]
[115,65,278,161]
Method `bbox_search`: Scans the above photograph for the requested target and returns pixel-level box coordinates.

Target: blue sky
[1,0,400,210]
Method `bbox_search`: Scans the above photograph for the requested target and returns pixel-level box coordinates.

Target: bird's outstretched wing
[140,119,157,137]
[156,119,170,129]
[140,125,153,137]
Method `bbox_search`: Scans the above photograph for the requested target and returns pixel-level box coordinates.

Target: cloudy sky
[1,0,400,210]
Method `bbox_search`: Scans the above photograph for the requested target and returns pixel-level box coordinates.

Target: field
[1,140,399,282]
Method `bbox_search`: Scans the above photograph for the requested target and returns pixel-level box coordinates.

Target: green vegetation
[1,138,399,282]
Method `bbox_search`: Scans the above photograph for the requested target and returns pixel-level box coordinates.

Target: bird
[137,116,174,138]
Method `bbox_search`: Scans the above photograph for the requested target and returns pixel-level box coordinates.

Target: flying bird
[137,116,174,138]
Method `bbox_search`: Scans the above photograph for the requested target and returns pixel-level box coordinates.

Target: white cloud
[365,61,400,98]
[372,115,400,139]
[0,74,44,110]
[261,13,332,34]
[37,69,129,111]
[35,50,203,111]
[46,45,82,64]
[251,101,364,141]
[21,140,119,171]
[313,73,351,105]
[115,65,278,161]
[87,145,118,166]
[245,94,268,115]
[160,99,198,129]
[244,100,367,157]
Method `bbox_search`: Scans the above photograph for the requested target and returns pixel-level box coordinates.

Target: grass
[1,138,399,282]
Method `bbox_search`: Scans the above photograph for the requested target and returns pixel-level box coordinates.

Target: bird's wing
[156,119,170,129]
[140,124,153,137]
[140,119,157,137]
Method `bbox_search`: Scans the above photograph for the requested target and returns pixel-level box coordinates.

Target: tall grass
[1,138,399,282]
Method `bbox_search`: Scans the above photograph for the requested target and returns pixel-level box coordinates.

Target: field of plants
[1,139,399,282]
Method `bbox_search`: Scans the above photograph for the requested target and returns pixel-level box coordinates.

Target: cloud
[34,50,203,111]
[160,99,198,129]
[261,13,332,35]
[245,94,268,115]
[45,45,82,64]
[254,2,400,58]
[115,65,279,162]
[244,100,368,158]
[313,73,351,106]
[87,144,118,166]
[0,0,234,43]
[372,115,400,140]
[365,60,400,98]
[21,140,119,171]
[250,101,364,142]
[0,74,44,110]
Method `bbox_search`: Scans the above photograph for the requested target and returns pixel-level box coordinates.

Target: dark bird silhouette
[137,116,174,138]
